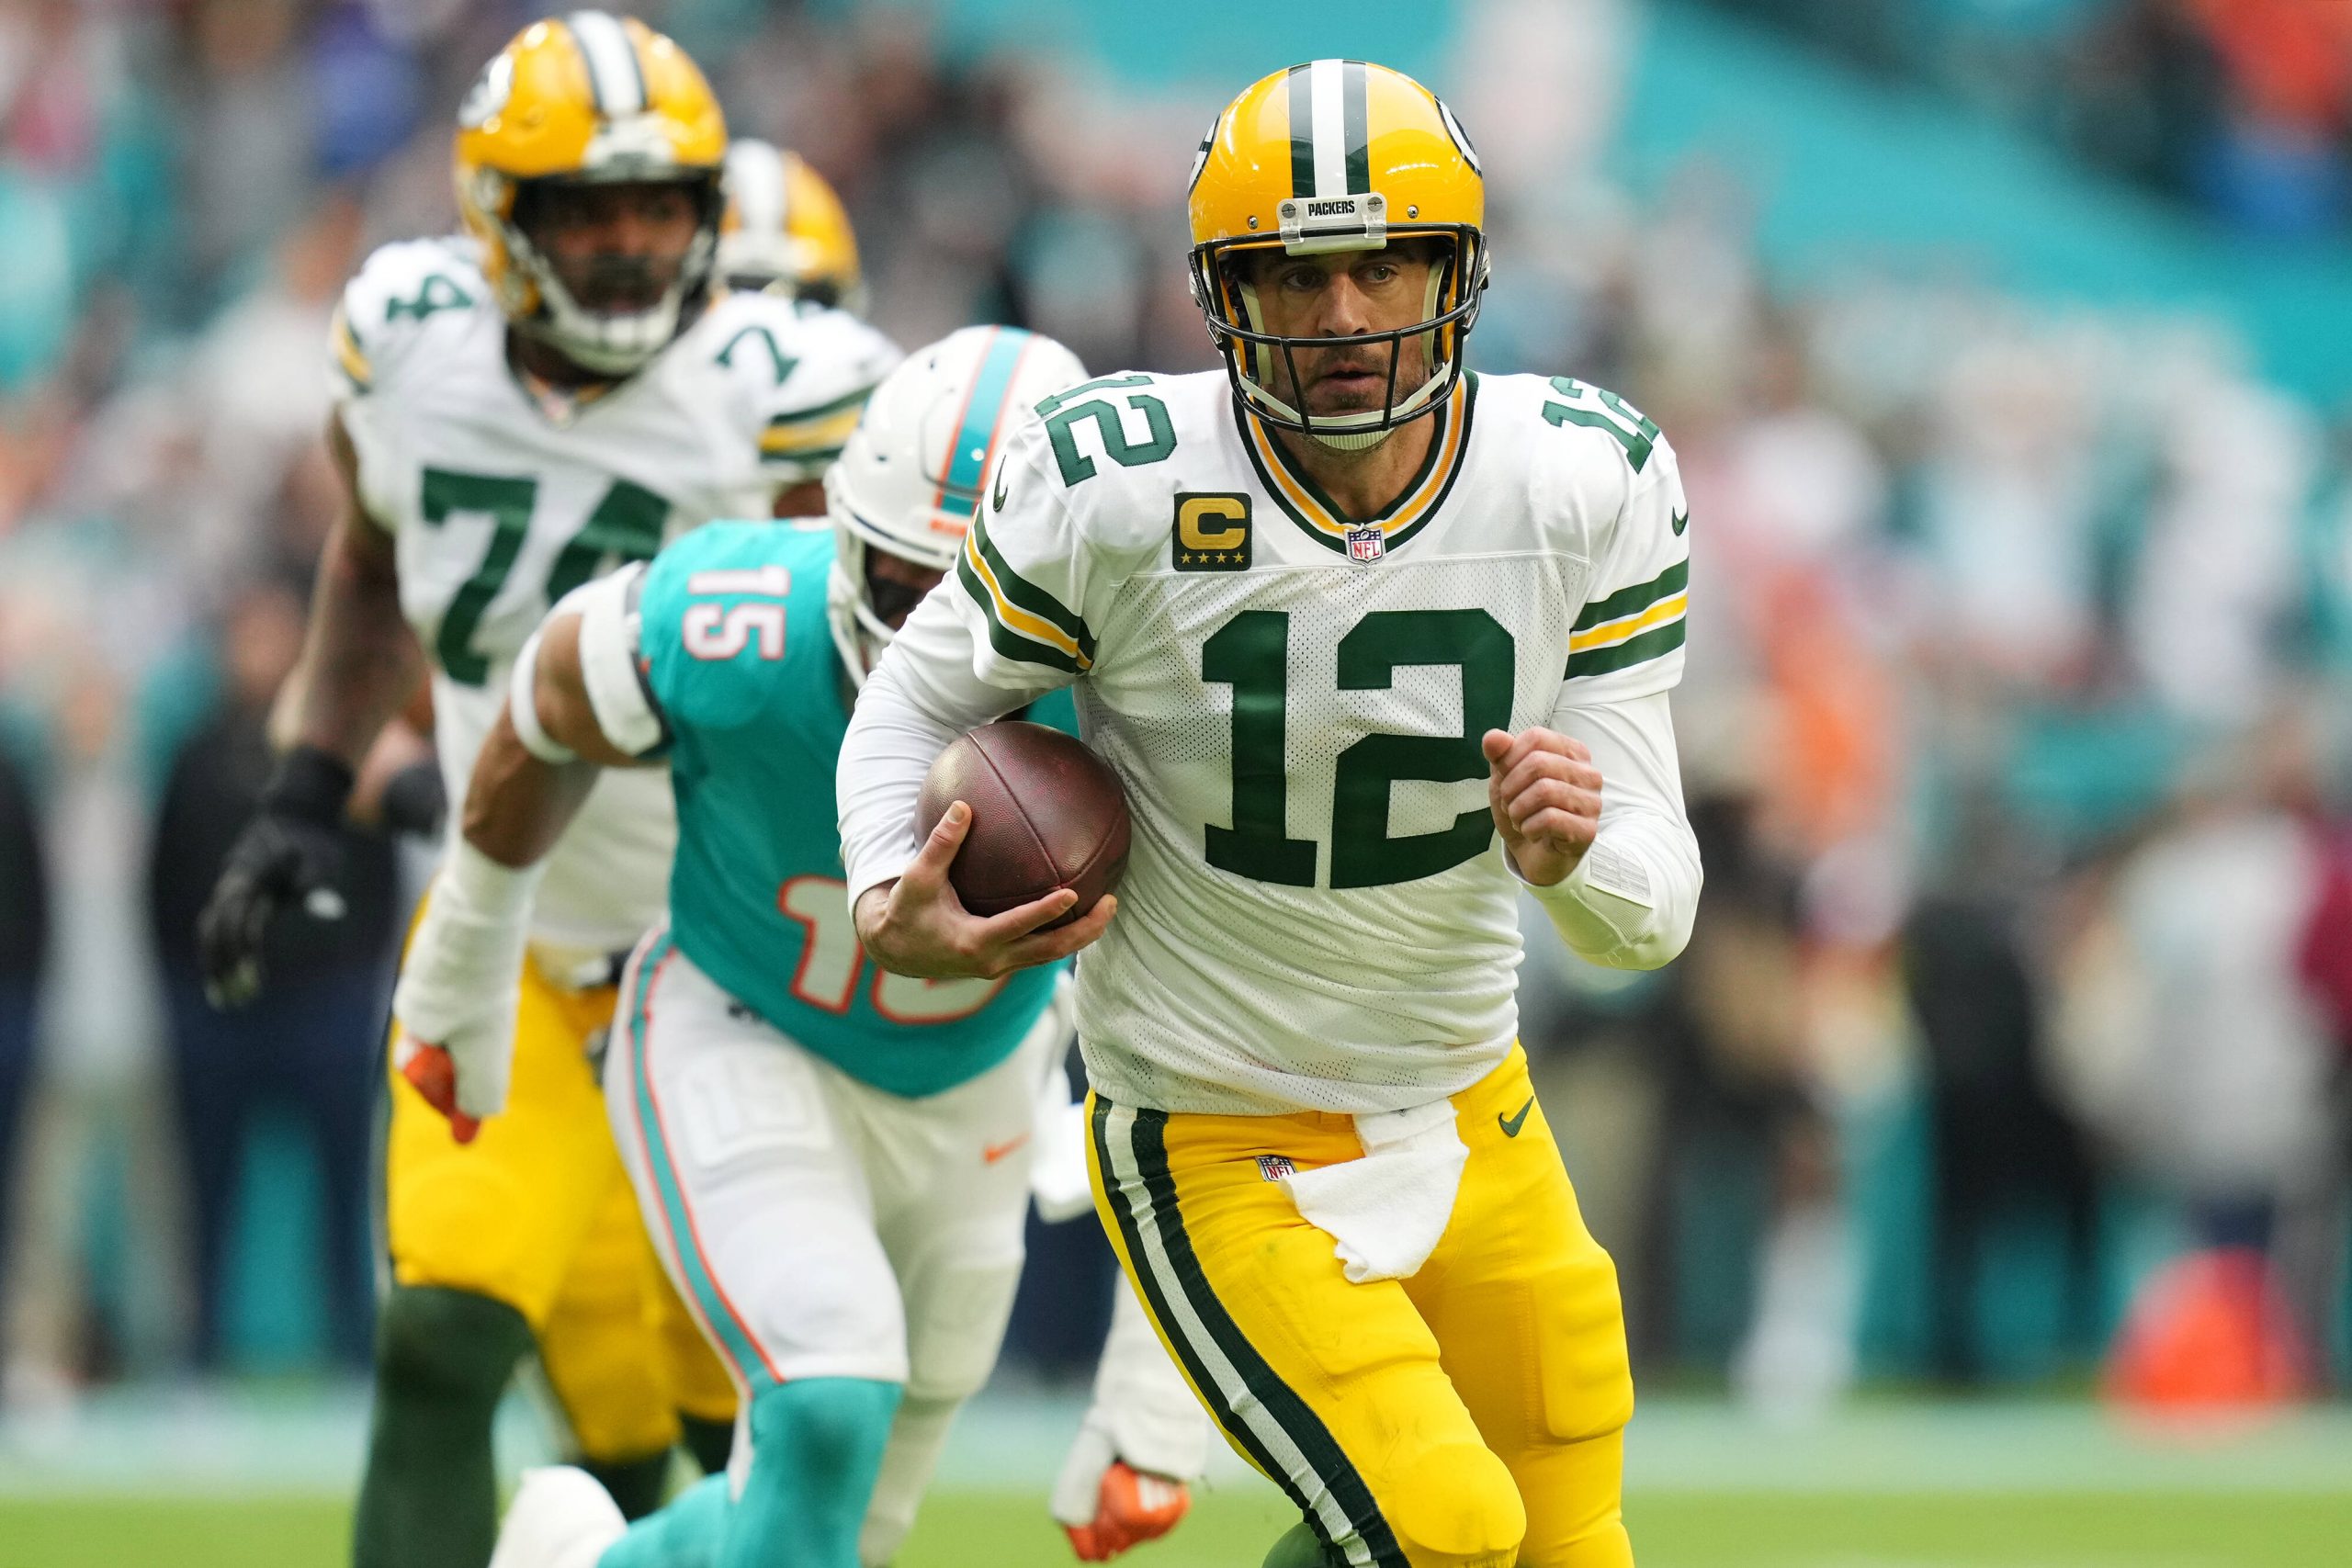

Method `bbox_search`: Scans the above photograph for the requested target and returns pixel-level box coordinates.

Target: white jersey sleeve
[329,236,487,532]
[935,410,1117,688]
[1524,690,1702,968]
[840,383,1169,899]
[837,590,1052,906]
[741,302,901,487]
[1552,378,1690,702]
[1519,380,1702,965]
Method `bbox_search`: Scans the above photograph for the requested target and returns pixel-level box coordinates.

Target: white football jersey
[939,368,1690,1113]
[331,237,899,951]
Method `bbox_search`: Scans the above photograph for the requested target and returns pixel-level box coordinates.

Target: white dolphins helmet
[824,325,1088,684]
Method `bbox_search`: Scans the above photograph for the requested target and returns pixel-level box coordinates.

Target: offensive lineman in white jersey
[194,17,898,1568]
[840,62,1701,1568]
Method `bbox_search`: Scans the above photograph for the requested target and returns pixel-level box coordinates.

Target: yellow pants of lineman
[384,953,736,1461]
[1088,1044,1634,1568]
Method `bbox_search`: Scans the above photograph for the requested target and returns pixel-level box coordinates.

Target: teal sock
[597,1380,901,1568]
[601,1475,729,1568]
[725,1379,901,1568]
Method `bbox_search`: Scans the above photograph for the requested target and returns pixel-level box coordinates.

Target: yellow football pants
[385,951,736,1461]
[1088,1044,1634,1568]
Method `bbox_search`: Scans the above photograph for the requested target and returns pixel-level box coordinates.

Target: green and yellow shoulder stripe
[956,505,1095,675]
[758,382,875,468]
[329,302,372,394]
[1566,556,1687,681]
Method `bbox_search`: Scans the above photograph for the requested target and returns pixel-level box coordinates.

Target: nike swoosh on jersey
[1498,1097,1534,1138]
[983,1132,1032,1165]
[1670,507,1689,536]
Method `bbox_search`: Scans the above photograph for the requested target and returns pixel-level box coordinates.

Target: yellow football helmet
[453,11,727,376]
[1187,60,1488,441]
[718,140,866,314]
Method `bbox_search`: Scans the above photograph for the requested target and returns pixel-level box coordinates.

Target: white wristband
[508,628,576,764]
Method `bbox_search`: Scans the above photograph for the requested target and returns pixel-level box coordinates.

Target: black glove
[379,757,448,840]
[197,744,355,1009]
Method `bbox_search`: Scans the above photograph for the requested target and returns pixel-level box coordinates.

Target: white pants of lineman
[605,924,1058,1566]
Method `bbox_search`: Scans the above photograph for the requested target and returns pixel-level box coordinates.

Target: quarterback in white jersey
[194,17,896,1568]
[840,62,1698,1568]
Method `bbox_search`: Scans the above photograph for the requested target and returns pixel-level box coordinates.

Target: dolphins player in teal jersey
[391,328,1202,1568]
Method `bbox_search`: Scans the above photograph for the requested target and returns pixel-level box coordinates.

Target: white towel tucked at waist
[1282,1097,1469,1283]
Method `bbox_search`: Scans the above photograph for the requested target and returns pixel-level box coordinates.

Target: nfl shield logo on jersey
[1346,526,1385,564]
[1257,1154,1297,1182]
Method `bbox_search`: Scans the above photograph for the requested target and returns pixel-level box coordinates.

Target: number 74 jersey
[940,367,1690,1115]
[330,236,899,952]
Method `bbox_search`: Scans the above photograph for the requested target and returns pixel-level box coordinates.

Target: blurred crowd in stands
[1709,0,2352,237]
[0,0,2346,1416]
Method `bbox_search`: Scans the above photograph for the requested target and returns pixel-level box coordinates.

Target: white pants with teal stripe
[607,926,1054,1516]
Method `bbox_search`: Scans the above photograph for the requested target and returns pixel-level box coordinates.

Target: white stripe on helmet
[568,11,646,117]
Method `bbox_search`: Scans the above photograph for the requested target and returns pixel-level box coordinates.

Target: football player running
[193,16,898,1568]
[393,326,1205,1568]
[840,62,1702,1568]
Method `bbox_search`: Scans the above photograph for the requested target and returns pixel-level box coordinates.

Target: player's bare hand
[857,801,1116,979]
[1482,727,1602,886]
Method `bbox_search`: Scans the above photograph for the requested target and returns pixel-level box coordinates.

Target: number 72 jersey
[331,236,899,952]
[938,367,1690,1115]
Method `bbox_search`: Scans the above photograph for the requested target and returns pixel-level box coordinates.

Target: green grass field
[4,1485,2347,1568]
[6,1395,2347,1567]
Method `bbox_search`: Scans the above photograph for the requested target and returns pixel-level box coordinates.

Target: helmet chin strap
[1308,424,1396,454]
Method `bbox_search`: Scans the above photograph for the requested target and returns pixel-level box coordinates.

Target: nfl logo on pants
[1347,525,1385,563]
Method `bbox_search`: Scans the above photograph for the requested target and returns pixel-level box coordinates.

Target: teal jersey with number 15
[639,521,1073,1098]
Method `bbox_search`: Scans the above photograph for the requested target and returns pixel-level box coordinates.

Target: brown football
[913,722,1130,930]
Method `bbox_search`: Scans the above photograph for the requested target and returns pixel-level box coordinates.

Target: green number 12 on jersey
[1202,606,1514,889]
